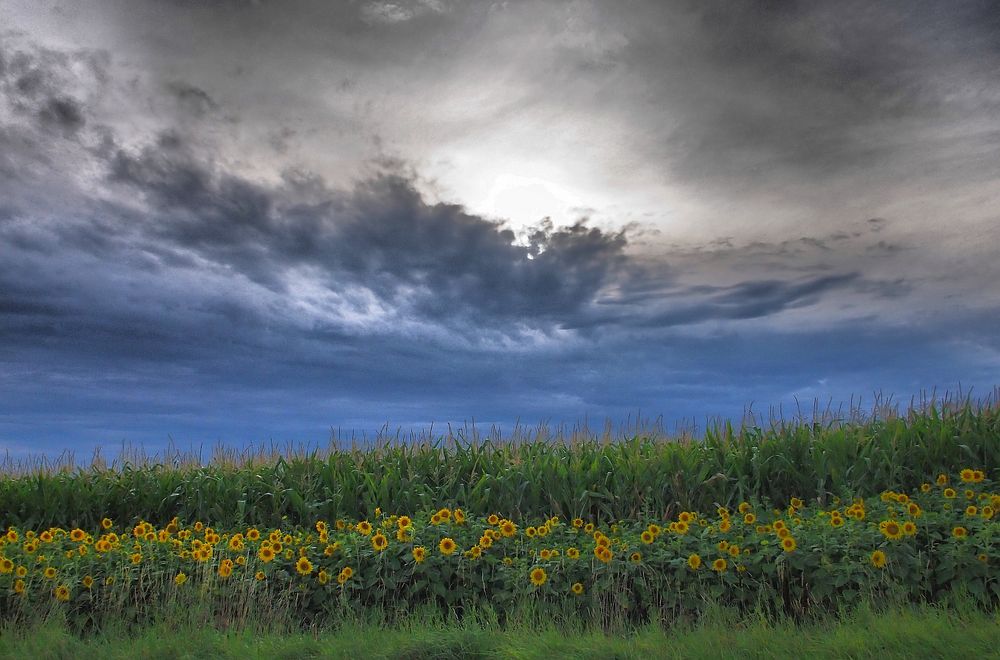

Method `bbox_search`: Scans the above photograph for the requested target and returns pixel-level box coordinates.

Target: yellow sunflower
[412,546,426,563]
[295,556,313,576]
[571,582,584,595]
[870,550,887,568]
[687,553,702,570]
[880,521,903,541]
[439,537,457,555]
[529,567,547,586]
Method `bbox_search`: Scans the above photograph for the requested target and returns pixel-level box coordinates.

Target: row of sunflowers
[1,469,996,624]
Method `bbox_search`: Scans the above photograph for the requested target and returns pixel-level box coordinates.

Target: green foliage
[1,399,998,529]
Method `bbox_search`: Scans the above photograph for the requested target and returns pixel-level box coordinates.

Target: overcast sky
[2,0,999,457]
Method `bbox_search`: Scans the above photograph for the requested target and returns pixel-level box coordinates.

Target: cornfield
[1,395,997,530]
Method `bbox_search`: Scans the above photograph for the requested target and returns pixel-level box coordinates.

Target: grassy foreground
[3,603,998,659]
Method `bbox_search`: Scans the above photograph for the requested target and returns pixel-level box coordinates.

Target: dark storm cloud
[165,81,218,117]
[612,0,1000,190]
[101,131,636,323]
[0,37,106,135]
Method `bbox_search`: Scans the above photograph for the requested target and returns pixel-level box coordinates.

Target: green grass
[2,395,998,529]
[3,602,997,659]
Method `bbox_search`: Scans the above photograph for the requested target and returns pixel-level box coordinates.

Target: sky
[1,0,999,458]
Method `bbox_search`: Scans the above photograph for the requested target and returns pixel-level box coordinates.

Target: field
[1,398,998,656]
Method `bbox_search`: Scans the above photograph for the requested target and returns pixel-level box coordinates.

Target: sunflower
[536,525,549,538]
[539,549,552,560]
[218,559,234,578]
[781,537,797,553]
[960,469,976,483]
[712,558,727,573]
[317,570,330,585]
[14,579,26,595]
[295,557,313,576]
[728,544,741,558]
[870,550,887,568]
[255,570,266,581]
[258,546,276,563]
[630,551,642,563]
[437,508,452,521]
[337,567,353,585]
[479,535,493,549]
[572,517,584,528]
[439,537,457,555]
[53,585,70,602]
[371,532,389,552]
[965,505,978,517]
[500,520,517,537]
[356,521,373,536]
[566,547,580,559]
[396,515,412,530]
[743,512,757,525]
[43,566,57,579]
[972,470,985,482]
[594,545,613,563]
[902,521,917,536]
[647,524,661,537]
[412,546,426,563]
[881,521,903,541]
[718,519,732,533]
[978,554,989,564]
[525,526,537,538]
[640,530,654,545]
[952,526,968,539]
[674,521,690,535]
[738,502,751,514]
[943,488,957,499]
[529,567,547,586]
[454,509,466,524]
[584,523,595,534]
[829,515,845,528]
[571,582,585,595]
[687,553,702,570]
